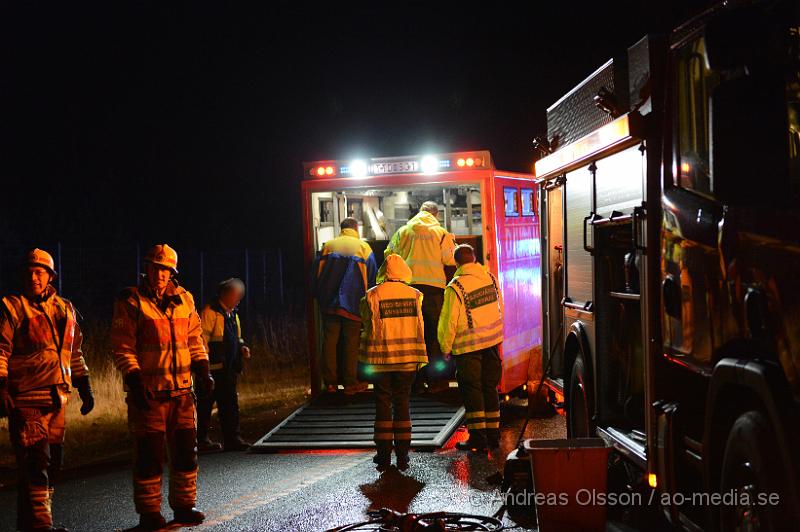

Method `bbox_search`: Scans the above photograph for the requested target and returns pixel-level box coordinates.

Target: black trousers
[455,345,502,443]
[197,369,241,443]
[413,284,453,383]
[373,371,415,458]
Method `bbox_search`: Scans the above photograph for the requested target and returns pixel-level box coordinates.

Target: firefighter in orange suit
[0,249,94,532]
[438,244,504,452]
[112,244,213,531]
[360,254,427,471]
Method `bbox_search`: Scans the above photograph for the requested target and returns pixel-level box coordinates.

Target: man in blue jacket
[314,217,377,394]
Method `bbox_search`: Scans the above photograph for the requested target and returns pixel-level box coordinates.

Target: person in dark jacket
[313,217,377,394]
[197,278,251,452]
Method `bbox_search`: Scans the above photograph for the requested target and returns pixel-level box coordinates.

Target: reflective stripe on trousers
[373,371,415,453]
[129,393,198,513]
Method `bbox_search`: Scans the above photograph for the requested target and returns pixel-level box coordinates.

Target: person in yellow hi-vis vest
[360,254,427,471]
[438,244,504,453]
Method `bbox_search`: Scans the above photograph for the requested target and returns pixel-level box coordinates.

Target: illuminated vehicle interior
[311,183,484,264]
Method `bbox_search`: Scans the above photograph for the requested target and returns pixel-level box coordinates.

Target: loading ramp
[251,391,464,451]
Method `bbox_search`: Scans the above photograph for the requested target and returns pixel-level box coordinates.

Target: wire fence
[0,243,306,365]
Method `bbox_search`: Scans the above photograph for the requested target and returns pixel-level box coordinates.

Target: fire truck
[534,1,799,529]
[301,151,541,397]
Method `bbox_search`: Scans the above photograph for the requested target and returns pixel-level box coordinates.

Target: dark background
[1,1,708,289]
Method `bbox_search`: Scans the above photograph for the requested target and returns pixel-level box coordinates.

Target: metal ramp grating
[251,392,464,451]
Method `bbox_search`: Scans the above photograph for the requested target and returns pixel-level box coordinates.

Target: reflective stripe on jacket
[381,211,457,288]
[112,279,207,392]
[314,228,378,320]
[200,302,243,371]
[359,280,427,369]
[438,263,504,356]
[0,286,88,394]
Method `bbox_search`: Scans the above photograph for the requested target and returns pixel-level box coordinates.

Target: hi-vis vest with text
[359,281,427,367]
[438,263,504,356]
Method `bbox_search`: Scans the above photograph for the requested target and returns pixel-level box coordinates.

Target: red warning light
[325,166,334,176]
[466,157,475,167]
[457,158,466,167]
[316,167,326,176]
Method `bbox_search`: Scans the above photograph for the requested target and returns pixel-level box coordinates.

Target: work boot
[455,433,488,453]
[197,435,223,453]
[373,442,392,472]
[137,511,167,531]
[343,382,369,395]
[485,429,501,451]
[426,380,450,394]
[173,507,205,526]
[395,442,411,471]
[223,436,251,452]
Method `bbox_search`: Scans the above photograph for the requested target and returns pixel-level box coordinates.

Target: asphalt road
[0,410,567,531]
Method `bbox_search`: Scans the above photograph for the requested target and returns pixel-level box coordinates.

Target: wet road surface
[0,409,567,531]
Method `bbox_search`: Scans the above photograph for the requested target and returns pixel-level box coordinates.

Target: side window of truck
[675,36,720,197]
[504,187,520,217]
[520,188,536,216]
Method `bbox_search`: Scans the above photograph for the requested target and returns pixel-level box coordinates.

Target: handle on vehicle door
[662,275,681,319]
[583,213,595,254]
[631,205,646,252]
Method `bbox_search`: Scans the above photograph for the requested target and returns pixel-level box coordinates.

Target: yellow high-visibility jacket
[200,301,244,371]
[359,281,427,372]
[381,211,457,288]
[438,263,504,356]
[0,286,89,397]
[112,279,207,392]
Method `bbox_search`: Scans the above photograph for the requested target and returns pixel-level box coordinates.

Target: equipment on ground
[327,508,505,532]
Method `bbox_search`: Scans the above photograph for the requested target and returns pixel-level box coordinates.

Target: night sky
[2,1,706,267]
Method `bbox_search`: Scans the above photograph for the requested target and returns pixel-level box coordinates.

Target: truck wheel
[567,354,593,438]
[720,410,789,531]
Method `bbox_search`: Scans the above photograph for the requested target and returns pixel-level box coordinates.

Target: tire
[719,410,792,532]
[567,353,594,438]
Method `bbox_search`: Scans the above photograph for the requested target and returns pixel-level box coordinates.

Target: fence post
[244,248,251,317]
[57,242,63,294]
[262,250,267,304]
[199,251,205,307]
[277,248,284,307]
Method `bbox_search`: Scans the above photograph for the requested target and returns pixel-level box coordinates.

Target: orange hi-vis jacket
[0,286,89,400]
[112,279,207,393]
